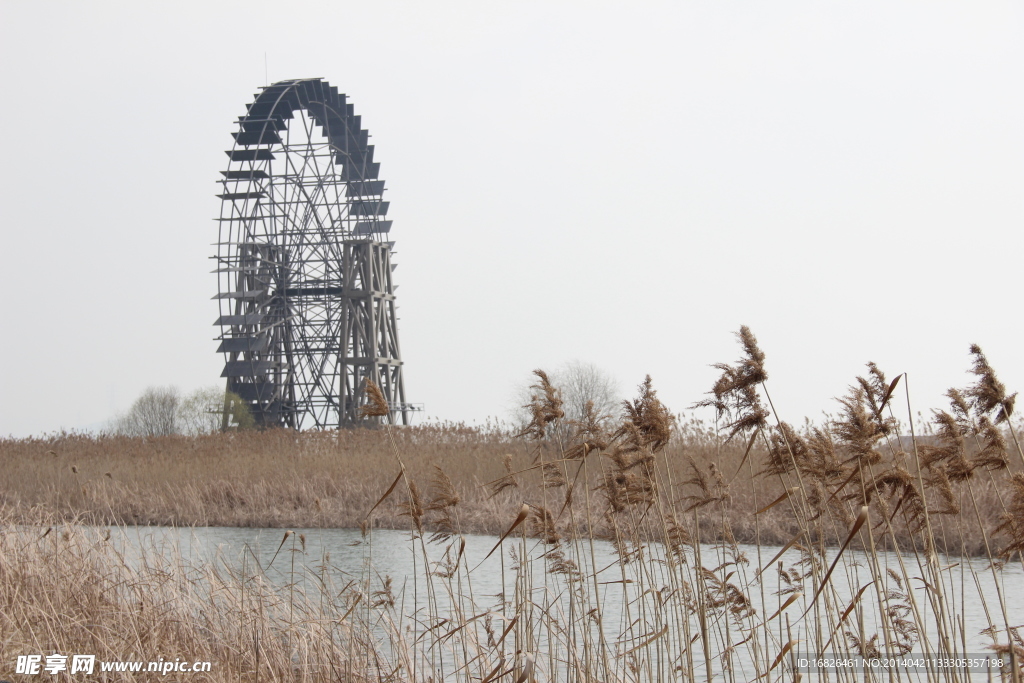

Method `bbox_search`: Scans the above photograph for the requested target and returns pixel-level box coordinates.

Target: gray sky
[1,1,1022,438]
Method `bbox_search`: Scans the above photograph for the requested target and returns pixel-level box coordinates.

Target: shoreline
[0,427,1015,557]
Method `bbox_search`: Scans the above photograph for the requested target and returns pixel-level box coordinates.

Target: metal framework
[213,78,413,428]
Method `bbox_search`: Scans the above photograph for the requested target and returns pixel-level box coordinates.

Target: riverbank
[0,515,374,682]
[5,395,1024,681]
[0,424,1013,555]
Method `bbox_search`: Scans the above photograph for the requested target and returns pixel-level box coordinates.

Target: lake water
[109,525,1024,681]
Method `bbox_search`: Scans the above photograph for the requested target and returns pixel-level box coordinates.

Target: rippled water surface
[109,525,1024,680]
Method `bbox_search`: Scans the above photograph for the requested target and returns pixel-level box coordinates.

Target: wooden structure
[213,78,414,427]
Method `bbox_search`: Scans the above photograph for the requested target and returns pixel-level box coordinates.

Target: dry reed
[0,513,379,681]
[4,330,1024,682]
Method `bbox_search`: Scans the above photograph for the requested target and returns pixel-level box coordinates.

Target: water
[108,525,1024,681]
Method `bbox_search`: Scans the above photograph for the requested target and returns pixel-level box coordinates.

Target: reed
[0,514,379,681]
[0,425,1013,555]
[3,329,1024,682]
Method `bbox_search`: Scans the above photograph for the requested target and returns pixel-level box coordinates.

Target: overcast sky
[1,1,1022,438]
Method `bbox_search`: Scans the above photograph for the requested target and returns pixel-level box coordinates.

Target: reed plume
[680,456,729,510]
[966,344,1016,424]
[427,465,460,511]
[361,379,390,417]
[693,326,769,440]
[994,472,1024,558]
[856,362,899,435]
[518,370,564,439]
[564,400,610,459]
[616,375,673,453]
[528,504,561,544]
[831,386,885,467]
[488,454,521,497]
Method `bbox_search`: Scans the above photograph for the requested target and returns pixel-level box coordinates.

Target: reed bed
[0,424,520,533]
[0,514,387,681]
[0,423,1015,555]
[347,332,1024,682]
[4,329,1024,681]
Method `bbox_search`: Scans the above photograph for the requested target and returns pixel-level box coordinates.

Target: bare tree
[113,385,255,437]
[113,386,181,437]
[558,360,621,426]
[510,361,621,434]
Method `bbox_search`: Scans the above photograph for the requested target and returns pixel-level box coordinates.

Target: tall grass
[0,425,1014,555]
[4,329,1024,681]
[0,518,384,681]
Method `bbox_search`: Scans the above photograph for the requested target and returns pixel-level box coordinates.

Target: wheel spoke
[214,79,412,428]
